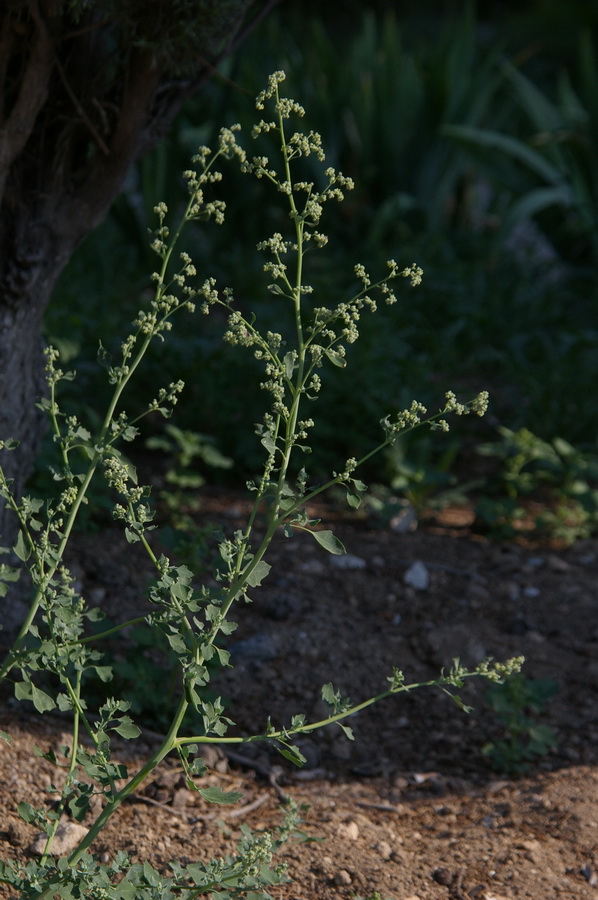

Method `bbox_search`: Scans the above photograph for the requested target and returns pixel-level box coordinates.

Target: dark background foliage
[44,0,598,533]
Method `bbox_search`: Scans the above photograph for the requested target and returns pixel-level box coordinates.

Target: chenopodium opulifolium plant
[0,71,522,899]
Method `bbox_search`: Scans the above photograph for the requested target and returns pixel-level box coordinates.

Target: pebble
[229,633,278,663]
[337,820,359,840]
[298,559,326,575]
[375,840,392,860]
[390,503,418,533]
[523,585,540,598]
[334,869,352,886]
[547,554,571,572]
[403,560,429,590]
[330,554,367,570]
[30,821,89,856]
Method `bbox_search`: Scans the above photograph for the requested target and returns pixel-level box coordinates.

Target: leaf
[277,744,306,767]
[283,351,295,380]
[13,531,30,562]
[337,722,355,741]
[321,683,336,706]
[443,123,566,186]
[246,560,271,587]
[124,527,141,544]
[198,786,243,805]
[310,529,346,555]
[442,689,473,715]
[17,801,36,824]
[346,490,362,509]
[324,347,346,368]
[166,632,187,654]
[113,718,141,740]
[261,433,276,456]
[31,684,56,714]
[68,794,91,822]
[92,665,113,683]
[215,646,231,667]
[97,341,112,370]
[267,283,287,296]
[0,730,11,744]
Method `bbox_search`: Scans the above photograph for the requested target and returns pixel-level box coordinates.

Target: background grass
[44,2,598,535]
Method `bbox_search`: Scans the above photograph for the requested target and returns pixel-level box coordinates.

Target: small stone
[229,633,278,663]
[390,503,418,533]
[432,866,453,885]
[337,820,359,840]
[334,869,352,886]
[403,561,429,590]
[527,555,545,568]
[330,554,366,570]
[171,788,193,810]
[523,585,540,598]
[299,559,326,575]
[7,818,29,847]
[30,821,89,856]
[375,840,392,860]
[330,735,353,761]
[546,554,571,572]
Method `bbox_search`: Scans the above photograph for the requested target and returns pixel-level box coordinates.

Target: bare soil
[1,491,597,899]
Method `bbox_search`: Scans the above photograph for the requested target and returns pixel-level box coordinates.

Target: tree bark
[0,0,264,631]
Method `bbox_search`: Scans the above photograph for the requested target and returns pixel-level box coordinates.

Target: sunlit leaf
[310,529,346,555]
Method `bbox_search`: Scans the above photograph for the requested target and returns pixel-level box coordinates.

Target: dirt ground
[1,491,597,899]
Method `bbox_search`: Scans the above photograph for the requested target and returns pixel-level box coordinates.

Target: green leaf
[93,665,113,683]
[113,718,141,740]
[443,123,566,185]
[31,684,56,714]
[198,786,243,805]
[97,341,112,370]
[246,560,271,587]
[267,283,287,296]
[17,801,36,824]
[283,351,295,380]
[0,730,11,743]
[13,531,30,562]
[166,632,187,654]
[261,433,276,456]
[442,689,473,714]
[324,347,346,368]
[277,744,307,767]
[124,527,141,544]
[321,683,336,706]
[346,490,362,509]
[310,529,346,555]
[68,794,90,822]
[337,723,355,741]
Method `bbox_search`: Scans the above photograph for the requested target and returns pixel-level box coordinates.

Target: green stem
[64,692,190,870]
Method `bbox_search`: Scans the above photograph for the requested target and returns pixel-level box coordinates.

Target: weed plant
[0,73,522,899]
[482,673,559,775]
[47,8,598,499]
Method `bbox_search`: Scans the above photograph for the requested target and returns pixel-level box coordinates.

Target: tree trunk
[0,0,262,632]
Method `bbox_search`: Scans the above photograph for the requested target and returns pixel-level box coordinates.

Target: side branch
[0,1,54,198]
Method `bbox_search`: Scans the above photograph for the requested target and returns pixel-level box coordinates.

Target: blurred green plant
[147,424,233,518]
[475,427,598,542]
[46,6,598,495]
[482,673,559,775]
[444,32,598,263]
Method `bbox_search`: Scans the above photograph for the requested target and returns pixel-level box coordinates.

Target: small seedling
[482,672,559,774]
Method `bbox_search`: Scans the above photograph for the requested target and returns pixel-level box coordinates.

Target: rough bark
[0,0,273,631]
